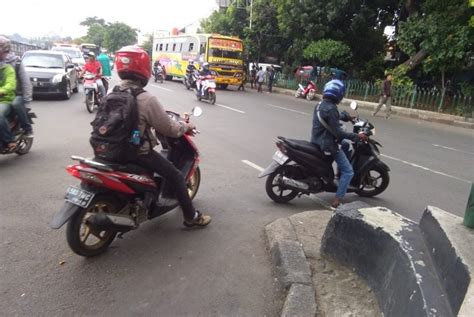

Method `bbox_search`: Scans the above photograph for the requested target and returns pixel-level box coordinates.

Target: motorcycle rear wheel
[66,196,119,257]
[85,92,94,113]
[187,166,201,200]
[15,137,33,155]
[209,92,216,105]
[356,164,390,197]
[265,166,300,203]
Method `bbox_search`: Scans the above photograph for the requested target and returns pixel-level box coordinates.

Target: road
[1,76,473,315]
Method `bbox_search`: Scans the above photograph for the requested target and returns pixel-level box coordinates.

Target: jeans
[341,139,352,160]
[374,96,392,117]
[11,96,32,133]
[268,80,273,93]
[333,150,354,199]
[96,78,106,97]
[135,151,196,221]
[0,103,13,144]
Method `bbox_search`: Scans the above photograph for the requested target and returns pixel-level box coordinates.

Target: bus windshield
[208,48,243,60]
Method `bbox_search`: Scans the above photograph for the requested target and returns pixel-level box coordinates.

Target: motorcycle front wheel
[265,165,300,203]
[66,196,120,257]
[356,164,390,197]
[15,137,33,155]
[85,92,94,113]
[209,92,216,105]
[306,90,316,101]
[187,166,201,200]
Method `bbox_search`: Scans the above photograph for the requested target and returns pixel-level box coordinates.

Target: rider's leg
[96,79,106,97]
[0,103,15,149]
[332,150,354,208]
[11,96,33,135]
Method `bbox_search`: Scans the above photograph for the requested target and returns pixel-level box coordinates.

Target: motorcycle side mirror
[192,107,203,117]
[350,101,358,110]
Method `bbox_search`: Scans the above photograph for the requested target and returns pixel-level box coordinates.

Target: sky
[1,0,218,38]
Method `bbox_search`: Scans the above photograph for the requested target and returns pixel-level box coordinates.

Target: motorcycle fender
[258,161,280,178]
[50,202,82,229]
[358,157,390,178]
[208,88,216,93]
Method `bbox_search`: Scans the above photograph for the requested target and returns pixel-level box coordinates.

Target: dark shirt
[186,64,196,73]
[199,69,212,77]
[311,99,358,155]
[382,79,392,97]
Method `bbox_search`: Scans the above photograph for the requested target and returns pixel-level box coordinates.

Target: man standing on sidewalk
[373,74,392,119]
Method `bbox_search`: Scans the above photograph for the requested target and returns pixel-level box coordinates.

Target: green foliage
[141,34,154,56]
[80,16,106,27]
[103,22,138,53]
[303,39,351,68]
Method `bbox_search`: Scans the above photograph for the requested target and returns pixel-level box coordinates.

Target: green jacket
[97,53,112,77]
[0,64,17,104]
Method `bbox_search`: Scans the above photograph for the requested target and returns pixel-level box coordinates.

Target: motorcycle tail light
[66,165,81,178]
[276,141,288,154]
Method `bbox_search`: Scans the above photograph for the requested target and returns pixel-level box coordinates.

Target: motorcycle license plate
[65,186,95,208]
[272,151,288,165]
[84,83,97,89]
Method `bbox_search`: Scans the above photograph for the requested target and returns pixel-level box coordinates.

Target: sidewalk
[261,85,474,129]
[265,209,381,316]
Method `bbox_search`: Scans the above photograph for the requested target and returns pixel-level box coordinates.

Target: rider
[197,62,212,96]
[81,52,106,97]
[0,36,33,138]
[97,50,112,77]
[153,60,164,78]
[311,79,367,208]
[114,46,211,227]
[0,38,17,151]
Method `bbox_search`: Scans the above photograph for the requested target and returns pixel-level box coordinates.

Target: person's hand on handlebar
[186,122,197,135]
[357,132,368,143]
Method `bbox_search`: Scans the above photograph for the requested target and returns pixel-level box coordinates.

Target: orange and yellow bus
[152,33,244,88]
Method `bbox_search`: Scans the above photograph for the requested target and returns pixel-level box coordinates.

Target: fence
[274,75,473,118]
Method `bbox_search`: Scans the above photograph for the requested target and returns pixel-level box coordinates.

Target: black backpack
[90,86,145,163]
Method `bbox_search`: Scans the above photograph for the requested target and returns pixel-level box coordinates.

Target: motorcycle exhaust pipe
[86,213,136,232]
[281,176,310,191]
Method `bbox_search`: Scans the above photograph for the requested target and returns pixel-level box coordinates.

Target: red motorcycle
[50,107,203,257]
[295,81,317,101]
[83,72,109,113]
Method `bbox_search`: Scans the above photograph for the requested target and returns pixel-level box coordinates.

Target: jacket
[0,63,17,104]
[310,99,358,155]
[119,80,187,155]
[5,54,32,102]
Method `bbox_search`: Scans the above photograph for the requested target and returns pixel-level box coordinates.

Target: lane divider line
[216,103,245,114]
[242,160,264,172]
[267,104,310,116]
[150,84,173,92]
[432,144,474,156]
[381,154,471,184]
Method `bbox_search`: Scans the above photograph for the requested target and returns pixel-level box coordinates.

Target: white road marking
[432,144,474,156]
[216,103,245,114]
[150,84,173,92]
[267,104,310,116]
[241,160,334,209]
[242,160,264,172]
[381,154,472,184]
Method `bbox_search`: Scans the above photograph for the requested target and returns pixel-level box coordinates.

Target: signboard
[209,38,243,50]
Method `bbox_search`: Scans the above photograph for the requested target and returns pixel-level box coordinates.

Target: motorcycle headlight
[52,74,64,84]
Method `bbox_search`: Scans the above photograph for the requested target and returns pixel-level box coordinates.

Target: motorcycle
[50,107,203,257]
[295,81,317,101]
[154,66,164,83]
[259,102,390,203]
[0,107,36,155]
[195,74,217,105]
[183,70,199,90]
[83,73,109,113]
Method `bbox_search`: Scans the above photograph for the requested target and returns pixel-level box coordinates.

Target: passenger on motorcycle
[0,36,18,151]
[81,52,106,97]
[186,59,196,74]
[311,79,367,208]
[115,46,211,227]
[153,60,164,77]
[197,62,213,96]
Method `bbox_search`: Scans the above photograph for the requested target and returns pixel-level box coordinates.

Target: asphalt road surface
[1,76,472,315]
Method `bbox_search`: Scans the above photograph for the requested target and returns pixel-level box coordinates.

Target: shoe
[183,211,211,228]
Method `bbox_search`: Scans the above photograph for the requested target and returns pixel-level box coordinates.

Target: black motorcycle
[154,66,164,83]
[259,103,390,203]
[0,107,36,155]
[183,70,198,90]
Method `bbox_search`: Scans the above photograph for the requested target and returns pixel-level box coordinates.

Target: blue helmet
[323,79,345,103]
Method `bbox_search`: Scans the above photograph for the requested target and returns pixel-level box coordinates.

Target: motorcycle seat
[279,137,332,161]
[92,158,150,175]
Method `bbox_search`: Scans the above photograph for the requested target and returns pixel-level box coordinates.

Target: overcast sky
[1,0,218,38]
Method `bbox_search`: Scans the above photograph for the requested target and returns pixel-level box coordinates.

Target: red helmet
[115,46,151,86]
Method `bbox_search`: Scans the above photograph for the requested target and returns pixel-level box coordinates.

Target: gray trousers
[374,96,392,117]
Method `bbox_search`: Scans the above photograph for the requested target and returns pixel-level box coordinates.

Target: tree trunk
[441,68,445,90]
[401,49,427,71]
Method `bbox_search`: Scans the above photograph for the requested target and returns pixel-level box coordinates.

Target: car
[51,46,86,70]
[22,50,79,99]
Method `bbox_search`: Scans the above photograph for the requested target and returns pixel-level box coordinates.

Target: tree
[141,34,154,56]
[303,39,351,68]
[80,16,106,27]
[103,22,138,52]
[86,23,107,47]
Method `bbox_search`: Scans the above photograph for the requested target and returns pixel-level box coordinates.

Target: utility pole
[250,0,253,30]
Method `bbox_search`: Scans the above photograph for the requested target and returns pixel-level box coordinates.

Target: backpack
[90,86,145,163]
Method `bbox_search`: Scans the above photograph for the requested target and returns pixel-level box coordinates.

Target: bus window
[180,43,183,52]
[189,43,194,52]
[200,43,206,54]
[165,43,169,51]
[155,44,159,51]
[172,43,176,51]
[159,44,163,51]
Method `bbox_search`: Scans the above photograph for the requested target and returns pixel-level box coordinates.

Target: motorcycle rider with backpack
[311,80,367,208]
[93,46,211,227]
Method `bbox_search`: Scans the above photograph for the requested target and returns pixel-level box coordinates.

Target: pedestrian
[267,66,275,93]
[373,74,393,119]
[238,67,246,91]
[256,66,265,93]
[250,65,257,89]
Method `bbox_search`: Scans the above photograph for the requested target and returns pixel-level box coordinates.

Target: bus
[152,33,244,88]
[79,43,100,57]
